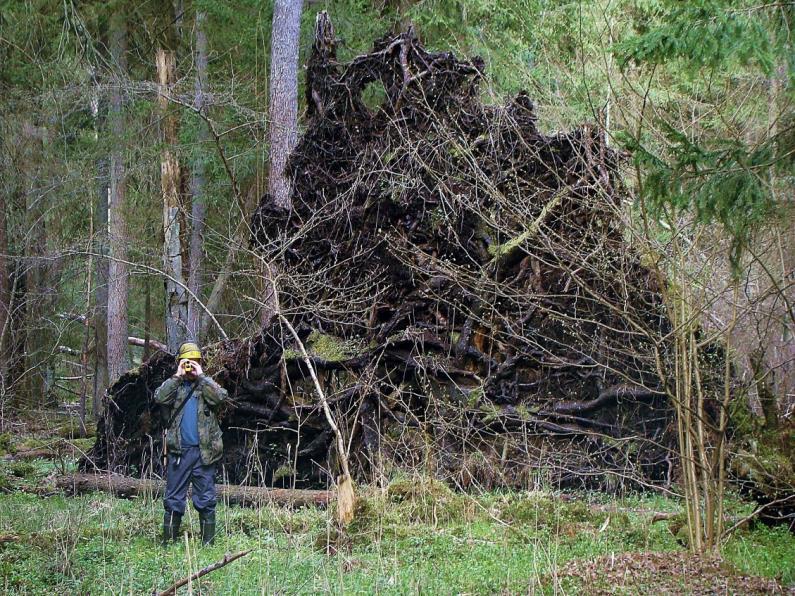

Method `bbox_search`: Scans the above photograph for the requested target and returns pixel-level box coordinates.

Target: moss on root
[307,332,363,362]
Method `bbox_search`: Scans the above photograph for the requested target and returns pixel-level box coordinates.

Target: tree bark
[268,0,303,209]
[55,473,331,507]
[127,336,167,352]
[158,47,188,353]
[187,11,209,342]
[93,157,110,413]
[21,122,51,407]
[261,0,303,327]
[0,189,9,397]
[78,213,93,437]
[107,11,130,381]
[751,347,778,430]
[92,65,110,415]
[143,280,152,360]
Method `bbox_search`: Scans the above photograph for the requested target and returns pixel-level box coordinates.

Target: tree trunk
[20,122,51,407]
[751,347,778,431]
[143,280,152,361]
[93,156,110,413]
[261,0,303,327]
[0,189,9,398]
[268,0,303,209]
[107,11,130,382]
[56,473,331,508]
[78,211,94,437]
[92,63,110,415]
[0,116,9,409]
[187,11,208,342]
[158,47,188,353]
[128,336,167,352]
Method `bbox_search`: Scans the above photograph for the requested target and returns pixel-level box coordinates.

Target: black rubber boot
[162,511,182,546]
[199,510,216,546]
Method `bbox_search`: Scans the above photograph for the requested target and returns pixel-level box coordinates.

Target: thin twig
[721,493,795,540]
[154,549,252,596]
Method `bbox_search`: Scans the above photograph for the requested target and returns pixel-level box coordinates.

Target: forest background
[1,0,791,425]
[0,0,793,592]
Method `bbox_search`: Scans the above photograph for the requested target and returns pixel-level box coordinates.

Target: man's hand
[175,359,189,378]
[176,359,203,380]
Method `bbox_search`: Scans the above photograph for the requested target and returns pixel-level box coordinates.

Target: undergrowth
[0,466,792,594]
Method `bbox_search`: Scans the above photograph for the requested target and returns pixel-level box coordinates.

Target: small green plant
[0,432,14,455]
[0,486,791,593]
[271,464,294,483]
[8,461,36,479]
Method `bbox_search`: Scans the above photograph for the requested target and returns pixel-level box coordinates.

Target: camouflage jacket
[154,374,227,465]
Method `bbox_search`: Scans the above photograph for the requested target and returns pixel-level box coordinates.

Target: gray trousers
[163,445,217,515]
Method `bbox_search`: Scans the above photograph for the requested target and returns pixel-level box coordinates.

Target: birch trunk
[157,48,188,353]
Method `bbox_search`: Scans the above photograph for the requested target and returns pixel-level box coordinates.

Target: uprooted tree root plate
[86,16,721,493]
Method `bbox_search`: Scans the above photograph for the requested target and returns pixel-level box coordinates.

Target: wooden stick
[721,493,795,539]
[279,315,356,525]
[279,317,350,479]
[155,549,252,596]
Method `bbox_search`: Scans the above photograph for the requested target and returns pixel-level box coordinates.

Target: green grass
[723,524,795,584]
[0,465,792,594]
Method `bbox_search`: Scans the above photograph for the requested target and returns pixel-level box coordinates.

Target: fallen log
[3,448,61,461]
[127,336,168,352]
[2,442,84,461]
[58,336,168,354]
[55,474,331,508]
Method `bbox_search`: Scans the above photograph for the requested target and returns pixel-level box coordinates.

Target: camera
[183,361,194,374]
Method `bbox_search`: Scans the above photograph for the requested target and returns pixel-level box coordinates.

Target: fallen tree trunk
[57,336,167,355]
[3,440,86,462]
[55,473,331,508]
[127,336,167,352]
[3,448,62,461]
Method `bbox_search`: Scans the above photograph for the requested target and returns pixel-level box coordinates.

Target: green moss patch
[306,332,363,362]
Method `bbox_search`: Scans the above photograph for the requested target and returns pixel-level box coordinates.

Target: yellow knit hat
[177,342,202,360]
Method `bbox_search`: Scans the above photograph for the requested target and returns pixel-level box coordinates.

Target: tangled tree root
[87,14,703,492]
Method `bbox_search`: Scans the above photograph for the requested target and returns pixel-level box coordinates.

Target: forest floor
[0,417,793,594]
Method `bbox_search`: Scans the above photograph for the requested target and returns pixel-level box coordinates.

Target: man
[154,341,227,546]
